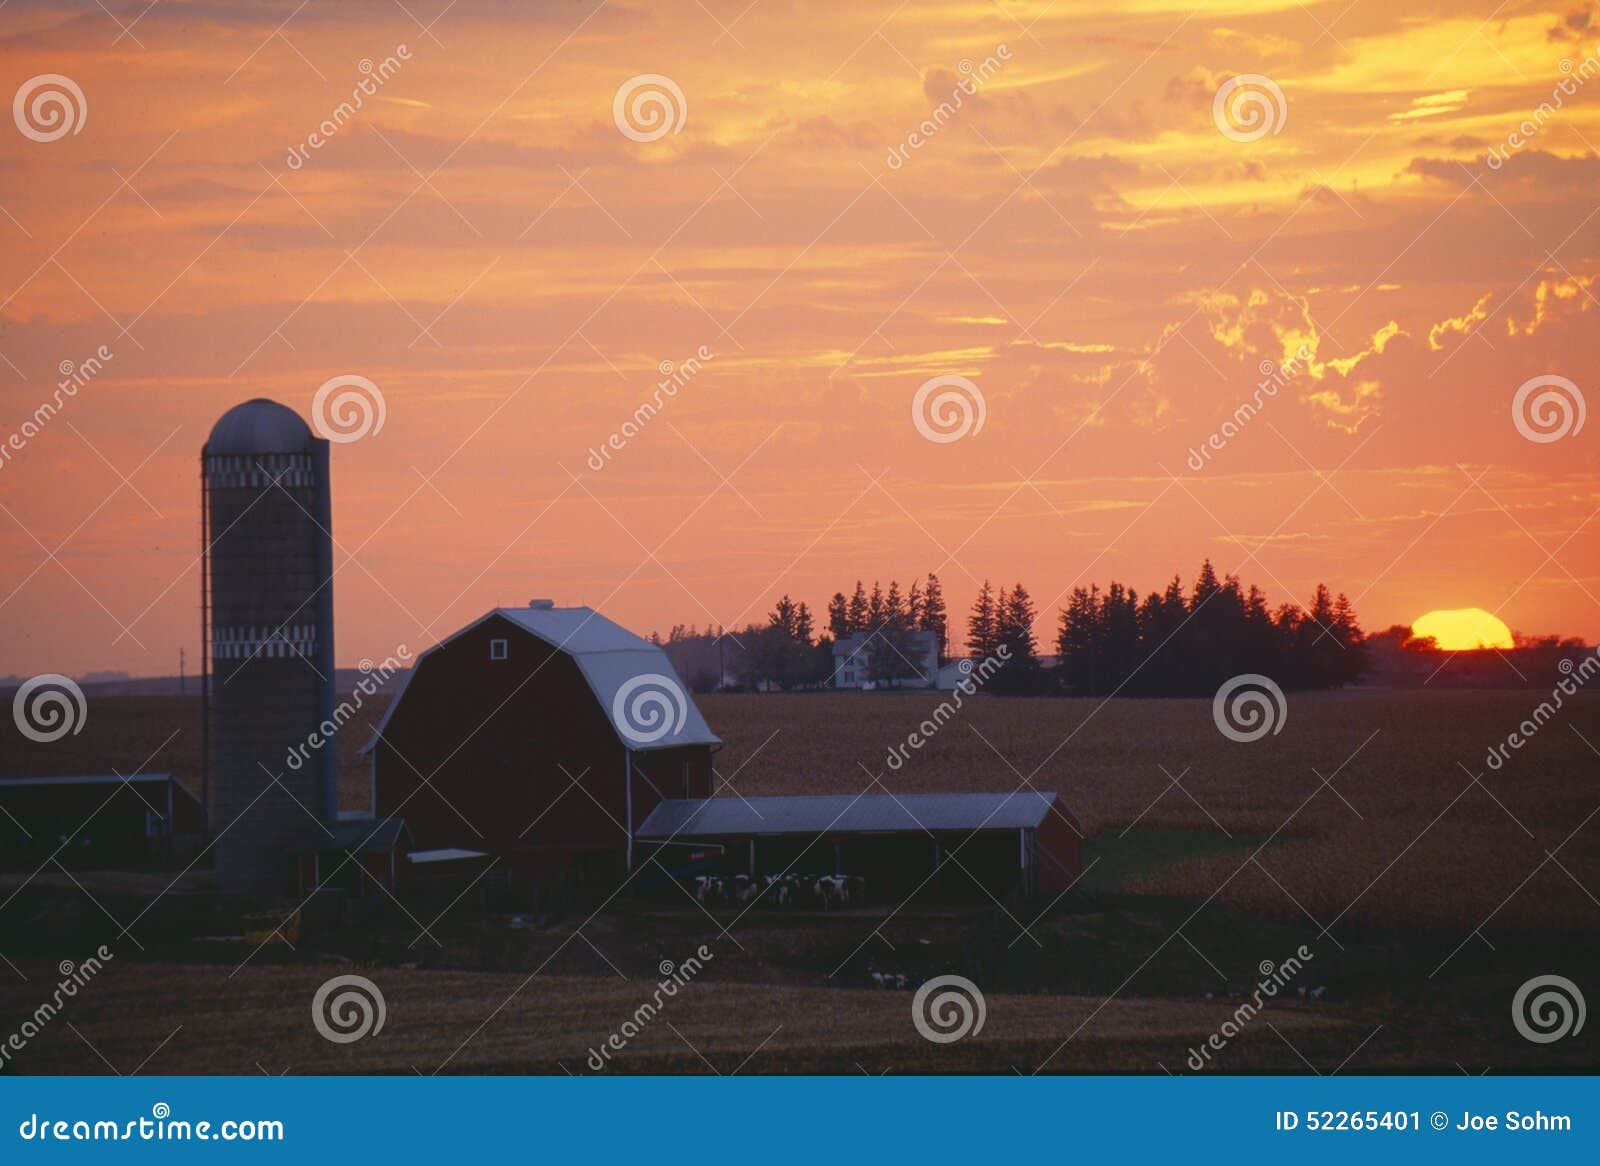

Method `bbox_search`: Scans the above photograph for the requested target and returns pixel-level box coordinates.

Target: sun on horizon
[1411,608,1515,651]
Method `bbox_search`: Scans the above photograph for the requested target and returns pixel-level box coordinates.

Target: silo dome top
[206,398,314,455]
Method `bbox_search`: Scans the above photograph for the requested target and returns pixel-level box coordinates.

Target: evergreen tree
[810,633,838,688]
[868,601,921,687]
[991,582,1041,693]
[847,581,869,633]
[826,592,851,639]
[1135,575,1188,695]
[1102,581,1140,692]
[920,572,949,661]
[1243,584,1279,677]
[768,594,800,639]
[1190,558,1221,608]
[1048,564,1372,698]
[966,580,998,658]
[999,583,1038,661]
[754,601,813,690]
[1329,590,1366,686]
[1301,584,1341,688]
[885,580,905,625]
[1057,585,1102,694]
[1273,602,1306,686]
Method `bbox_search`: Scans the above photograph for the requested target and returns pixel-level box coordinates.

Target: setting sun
[1411,608,1515,651]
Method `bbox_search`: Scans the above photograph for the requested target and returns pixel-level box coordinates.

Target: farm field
[699,689,1600,933]
[11,688,1599,932]
[4,953,1360,1075]
[2,688,1597,1073]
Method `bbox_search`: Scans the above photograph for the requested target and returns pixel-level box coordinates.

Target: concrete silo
[201,399,337,893]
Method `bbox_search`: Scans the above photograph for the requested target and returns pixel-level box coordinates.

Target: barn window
[489,637,508,660]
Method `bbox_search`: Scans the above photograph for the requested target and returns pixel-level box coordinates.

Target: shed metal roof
[635,791,1065,840]
[406,847,490,865]
[0,773,187,792]
[361,605,721,754]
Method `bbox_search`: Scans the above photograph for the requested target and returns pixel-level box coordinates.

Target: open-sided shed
[0,773,203,867]
[635,790,1081,899]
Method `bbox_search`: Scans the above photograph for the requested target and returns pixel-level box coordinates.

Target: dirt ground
[2,689,1596,1074]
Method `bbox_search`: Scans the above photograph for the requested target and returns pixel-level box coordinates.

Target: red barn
[363,602,720,890]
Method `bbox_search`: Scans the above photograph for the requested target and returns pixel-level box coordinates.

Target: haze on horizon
[1,0,1597,678]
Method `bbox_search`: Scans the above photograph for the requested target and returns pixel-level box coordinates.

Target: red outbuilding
[362,602,721,892]
[365,601,1085,905]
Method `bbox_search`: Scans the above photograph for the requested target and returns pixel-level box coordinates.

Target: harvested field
[5,956,1360,1075]
[11,689,1594,932]
[699,690,1600,933]
[2,688,1596,1074]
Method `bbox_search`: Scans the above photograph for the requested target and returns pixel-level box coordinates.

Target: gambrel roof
[360,604,721,755]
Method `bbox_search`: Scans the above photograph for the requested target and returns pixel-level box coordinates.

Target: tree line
[1053,561,1364,696]
[653,574,953,693]
[652,562,1366,696]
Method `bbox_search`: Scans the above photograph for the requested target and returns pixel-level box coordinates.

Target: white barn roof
[361,604,721,755]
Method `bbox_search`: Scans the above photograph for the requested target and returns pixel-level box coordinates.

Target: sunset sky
[1,0,1597,677]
